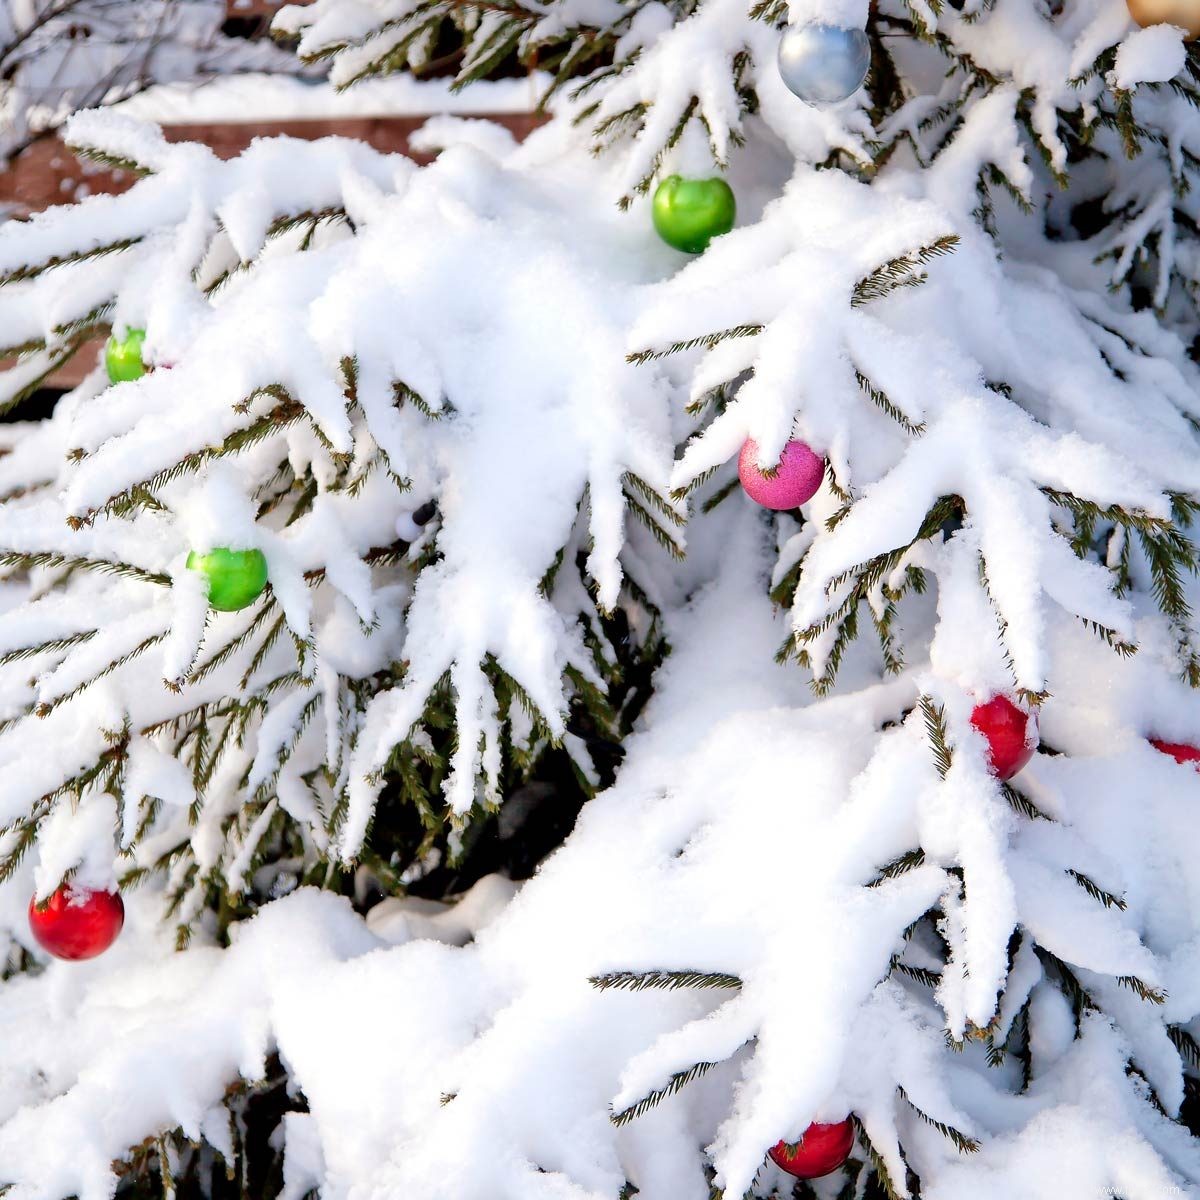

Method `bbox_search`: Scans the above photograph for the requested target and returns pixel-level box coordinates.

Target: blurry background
[0,0,543,397]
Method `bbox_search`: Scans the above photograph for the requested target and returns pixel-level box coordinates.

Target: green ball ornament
[652,175,736,254]
[105,327,147,383]
[186,547,268,612]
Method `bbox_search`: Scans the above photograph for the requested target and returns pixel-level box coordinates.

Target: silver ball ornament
[777,23,870,106]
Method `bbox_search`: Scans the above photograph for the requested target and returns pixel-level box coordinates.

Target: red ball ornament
[769,1119,855,1179]
[28,885,124,961]
[970,695,1036,781]
[1150,738,1200,767]
[738,438,825,510]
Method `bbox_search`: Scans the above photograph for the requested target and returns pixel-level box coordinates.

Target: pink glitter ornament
[738,438,825,510]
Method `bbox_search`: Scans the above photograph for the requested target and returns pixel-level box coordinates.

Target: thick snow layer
[1,527,1199,1200]
[113,73,552,123]
[1111,25,1188,90]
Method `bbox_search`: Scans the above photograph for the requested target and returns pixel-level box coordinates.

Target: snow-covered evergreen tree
[0,0,1199,1197]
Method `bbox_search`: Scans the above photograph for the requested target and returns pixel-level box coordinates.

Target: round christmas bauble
[970,695,1036,781]
[769,1119,855,1179]
[186,547,268,612]
[738,437,825,509]
[777,24,870,106]
[29,885,124,960]
[1150,737,1200,766]
[652,175,736,254]
[1127,0,1200,40]
[105,327,147,383]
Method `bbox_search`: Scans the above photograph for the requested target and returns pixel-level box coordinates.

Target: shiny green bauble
[651,175,736,254]
[186,547,268,612]
[105,327,147,383]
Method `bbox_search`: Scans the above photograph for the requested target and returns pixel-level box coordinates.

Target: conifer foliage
[0,1,1199,1199]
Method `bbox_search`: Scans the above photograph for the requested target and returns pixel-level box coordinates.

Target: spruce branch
[0,629,97,667]
[250,695,320,805]
[590,104,646,150]
[869,848,927,886]
[700,477,739,514]
[1032,946,1097,1029]
[73,393,305,526]
[1169,1025,1200,1069]
[1066,868,1127,911]
[541,29,625,106]
[891,959,941,988]
[999,782,1050,822]
[455,16,528,88]
[897,1087,980,1153]
[851,236,960,307]
[1116,974,1167,1005]
[1077,618,1137,659]
[0,235,141,288]
[626,324,764,366]
[792,602,860,696]
[787,495,960,694]
[622,476,685,559]
[0,551,170,587]
[626,97,699,202]
[919,696,952,779]
[266,206,353,243]
[590,970,743,991]
[623,472,685,528]
[1041,487,1174,538]
[850,1116,902,1200]
[0,732,132,880]
[65,144,154,177]
[240,610,288,690]
[0,814,40,885]
[34,631,167,718]
[188,604,278,687]
[670,465,719,503]
[855,370,926,435]
[610,1060,719,1127]
[1138,525,1197,623]
[870,597,905,677]
[393,380,442,419]
[206,208,355,295]
[488,655,561,750]
[0,332,99,417]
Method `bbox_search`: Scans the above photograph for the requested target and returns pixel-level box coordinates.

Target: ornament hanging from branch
[29,886,124,961]
[738,437,825,510]
[187,547,269,612]
[1150,737,1200,766]
[970,695,1037,781]
[651,175,736,253]
[769,1119,855,1179]
[777,23,870,106]
[105,326,147,383]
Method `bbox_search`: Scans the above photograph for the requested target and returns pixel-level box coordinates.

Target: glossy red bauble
[970,695,1036,781]
[28,885,124,961]
[769,1119,855,1179]
[1150,738,1200,767]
